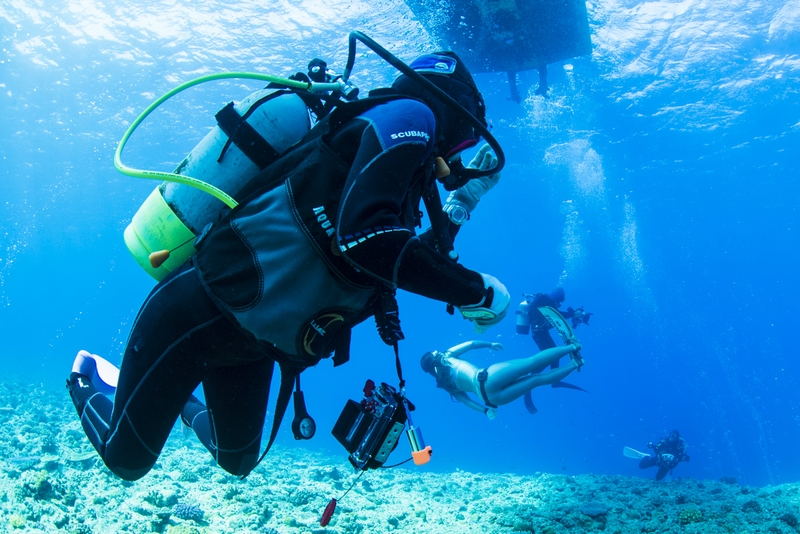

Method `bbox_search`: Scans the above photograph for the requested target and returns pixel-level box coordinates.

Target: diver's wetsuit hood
[391,52,487,162]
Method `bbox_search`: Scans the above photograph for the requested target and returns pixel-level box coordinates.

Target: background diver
[638,430,691,481]
[514,287,593,414]
[420,340,583,419]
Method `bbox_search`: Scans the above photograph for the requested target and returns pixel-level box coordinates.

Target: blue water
[1,0,798,489]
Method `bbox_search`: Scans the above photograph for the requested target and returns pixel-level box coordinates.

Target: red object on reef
[320,498,337,526]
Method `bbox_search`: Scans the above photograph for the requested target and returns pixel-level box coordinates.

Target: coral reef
[678,507,702,525]
[172,503,205,522]
[2,383,800,533]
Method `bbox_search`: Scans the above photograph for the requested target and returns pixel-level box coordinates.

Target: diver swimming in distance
[516,287,593,343]
[639,430,691,481]
[420,340,583,419]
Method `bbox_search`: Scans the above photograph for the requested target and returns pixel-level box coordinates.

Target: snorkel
[340,31,505,188]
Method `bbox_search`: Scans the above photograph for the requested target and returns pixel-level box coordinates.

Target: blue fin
[523,391,538,414]
[551,381,588,393]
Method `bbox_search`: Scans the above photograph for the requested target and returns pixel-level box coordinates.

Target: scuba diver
[639,430,690,481]
[514,288,592,414]
[420,340,584,418]
[516,288,592,344]
[66,43,511,482]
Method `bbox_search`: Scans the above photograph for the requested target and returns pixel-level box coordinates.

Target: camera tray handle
[404,399,432,465]
[411,446,433,465]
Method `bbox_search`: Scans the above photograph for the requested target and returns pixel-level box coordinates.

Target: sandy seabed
[1,383,798,534]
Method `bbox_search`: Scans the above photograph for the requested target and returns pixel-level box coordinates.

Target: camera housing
[332,380,407,470]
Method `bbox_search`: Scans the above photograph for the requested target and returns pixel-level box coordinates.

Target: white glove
[442,144,501,225]
[457,273,511,334]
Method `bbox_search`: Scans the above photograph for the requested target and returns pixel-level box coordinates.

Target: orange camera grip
[412,446,432,466]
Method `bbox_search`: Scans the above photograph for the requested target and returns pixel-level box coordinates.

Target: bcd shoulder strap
[229,92,418,208]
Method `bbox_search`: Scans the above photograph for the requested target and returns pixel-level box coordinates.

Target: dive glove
[443,144,501,225]
[457,273,510,334]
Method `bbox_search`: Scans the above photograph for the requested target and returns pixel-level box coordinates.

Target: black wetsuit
[639,437,688,481]
[68,98,488,481]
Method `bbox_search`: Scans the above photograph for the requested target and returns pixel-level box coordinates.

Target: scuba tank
[515,294,534,335]
[124,89,313,280]
[117,31,505,282]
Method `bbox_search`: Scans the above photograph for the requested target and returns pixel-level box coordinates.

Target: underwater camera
[322,379,431,527]
[332,379,425,470]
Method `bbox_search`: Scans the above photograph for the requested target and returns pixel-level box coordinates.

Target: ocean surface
[1,0,799,514]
